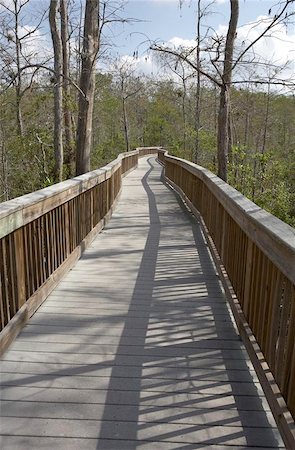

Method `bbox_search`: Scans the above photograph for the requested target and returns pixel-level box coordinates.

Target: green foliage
[228,146,295,227]
[1,72,294,228]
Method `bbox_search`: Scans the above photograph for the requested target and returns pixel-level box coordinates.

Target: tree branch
[232,0,294,71]
[151,44,222,87]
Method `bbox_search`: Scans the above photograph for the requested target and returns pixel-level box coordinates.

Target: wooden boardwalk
[0,157,285,449]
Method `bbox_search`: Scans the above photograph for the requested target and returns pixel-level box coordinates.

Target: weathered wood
[162,158,295,447]
[0,149,149,334]
[0,188,121,357]
[0,158,284,449]
[162,153,295,285]
[0,304,28,356]
[0,153,135,239]
[13,228,26,309]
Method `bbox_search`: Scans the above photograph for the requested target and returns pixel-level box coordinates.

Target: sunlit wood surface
[0,157,285,449]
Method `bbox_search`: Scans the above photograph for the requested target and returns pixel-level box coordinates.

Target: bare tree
[49,0,64,182]
[152,0,294,181]
[157,55,194,155]
[60,0,74,176]
[0,0,46,136]
[113,58,144,152]
[194,0,201,164]
[216,0,239,180]
[76,0,99,175]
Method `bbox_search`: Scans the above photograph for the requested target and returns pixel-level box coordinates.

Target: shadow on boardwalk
[0,157,283,449]
[96,158,281,449]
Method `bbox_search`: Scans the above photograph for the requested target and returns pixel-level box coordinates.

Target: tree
[217,0,238,180]
[112,58,143,152]
[60,0,74,177]
[152,0,294,181]
[49,0,64,182]
[194,0,201,164]
[0,0,46,137]
[76,0,99,175]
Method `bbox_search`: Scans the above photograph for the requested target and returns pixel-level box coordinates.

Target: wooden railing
[0,147,158,353]
[0,145,294,445]
[158,148,295,447]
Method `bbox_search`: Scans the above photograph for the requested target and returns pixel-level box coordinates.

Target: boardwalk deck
[0,157,285,449]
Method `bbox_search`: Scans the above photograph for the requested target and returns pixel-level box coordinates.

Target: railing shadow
[95,157,282,448]
[1,156,284,448]
[96,158,161,448]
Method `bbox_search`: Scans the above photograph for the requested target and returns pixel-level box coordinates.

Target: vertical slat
[64,202,70,257]
[0,240,10,328]
[0,269,5,330]
[57,206,63,265]
[243,238,253,318]
[60,204,67,261]
[44,213,52,277]
[255,252,267,344]
[32,220,40,289]
[268,271,283,374]
[48,210,55,272]
[7,234,18,316]
[285,288,295,418]
[14,228,26,309]
[54,207,59,268]
[251,245,261,334]
[276,279,293,386]
[36,218,44,286]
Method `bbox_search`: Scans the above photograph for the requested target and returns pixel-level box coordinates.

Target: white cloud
[14,25,52,63]
[168,37,196,49]
[108,53,159,78]
[215,15,295,82]
[237,16,295,64]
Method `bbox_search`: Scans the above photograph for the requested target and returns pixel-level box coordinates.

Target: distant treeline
[1,73,294,226]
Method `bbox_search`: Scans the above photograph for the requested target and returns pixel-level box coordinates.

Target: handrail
[0,147,158,353]
[1,145,294,445]
[157,148,295,447]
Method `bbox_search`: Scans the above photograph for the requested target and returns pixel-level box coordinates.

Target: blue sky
[104,0,294,83]
[109,0,293,56]
[1,0,294,82]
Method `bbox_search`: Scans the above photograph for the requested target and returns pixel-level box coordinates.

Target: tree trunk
[217,0,239,181]
[193,0,201,164]
[122,96,130,152]
[182,78,186,154]
[49,0,64,182]
[60,0,74,177]
[217,84,230,180]
[76,0,99,176]
[261,83,270,156]
[0,123,9,201]
[14,0,24,137]
[260,83,271,193]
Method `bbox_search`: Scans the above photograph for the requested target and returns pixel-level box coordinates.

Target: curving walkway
[0,157,285,449]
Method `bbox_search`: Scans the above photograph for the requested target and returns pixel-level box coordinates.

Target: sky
[1,0,294,85]
[105,0,295,83]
